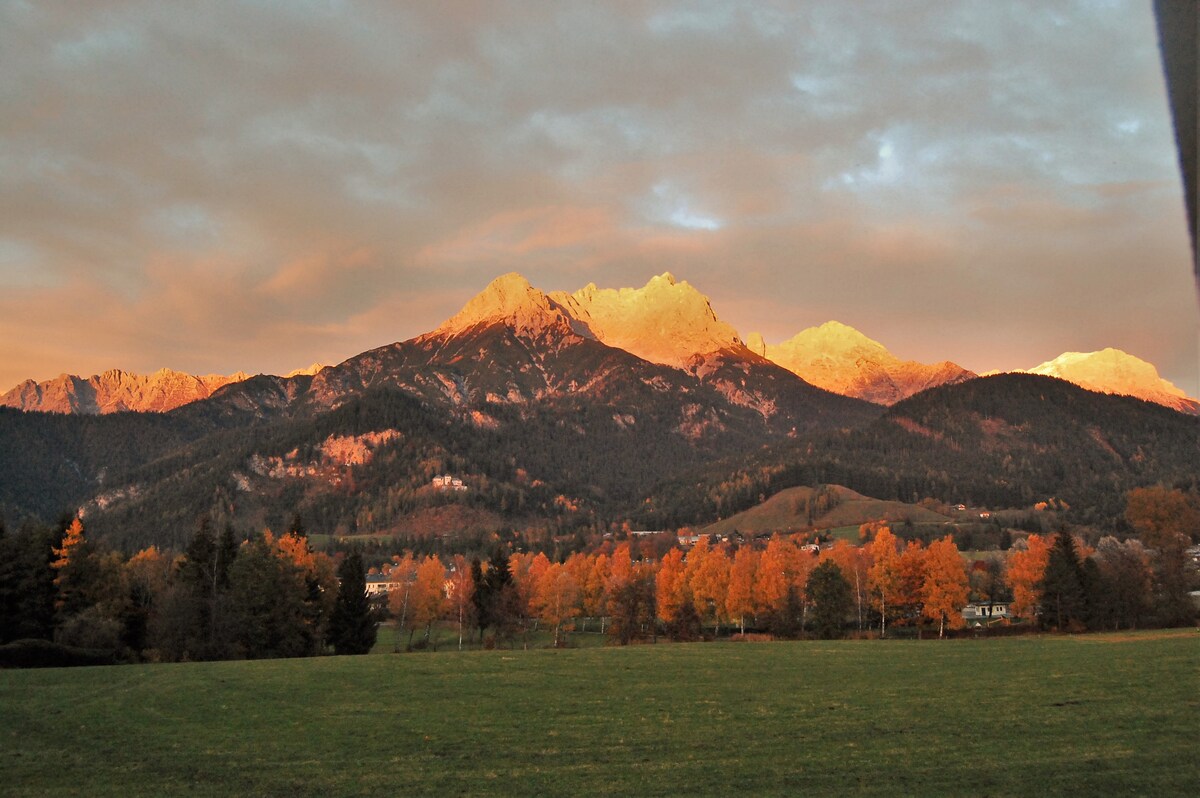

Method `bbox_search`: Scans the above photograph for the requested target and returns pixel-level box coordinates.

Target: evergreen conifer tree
[1039,533,1087,630]
[328,551,377,655]
[806,560,852,639]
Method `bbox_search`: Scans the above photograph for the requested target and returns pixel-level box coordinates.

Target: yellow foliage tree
[410,556,447,647]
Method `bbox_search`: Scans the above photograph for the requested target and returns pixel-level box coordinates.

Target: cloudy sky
[2,0,1196,393]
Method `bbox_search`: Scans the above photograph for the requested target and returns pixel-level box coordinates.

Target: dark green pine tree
[470,557,487,642]
[327,551,377,655]
[286,513,307,539]
[806,560,852,640]
[1040,533,1087,631]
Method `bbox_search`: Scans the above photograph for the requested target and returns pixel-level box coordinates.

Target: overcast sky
[2,0,1196,393]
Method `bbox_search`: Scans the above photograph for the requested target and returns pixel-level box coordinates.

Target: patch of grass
[1,631,1196,796]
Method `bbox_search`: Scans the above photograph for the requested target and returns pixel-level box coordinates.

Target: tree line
[1,487,1195,666]
[0,514,377,665]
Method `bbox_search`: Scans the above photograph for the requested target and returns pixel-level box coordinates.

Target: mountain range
[0,271,1196,550]
[4,272,1193,416]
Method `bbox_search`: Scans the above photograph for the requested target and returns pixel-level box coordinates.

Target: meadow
[1,630,1196,796]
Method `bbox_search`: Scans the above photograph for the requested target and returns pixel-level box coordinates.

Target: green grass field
[2,631,1196,797]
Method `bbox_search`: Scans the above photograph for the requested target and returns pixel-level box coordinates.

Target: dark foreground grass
[1,630,1197,797]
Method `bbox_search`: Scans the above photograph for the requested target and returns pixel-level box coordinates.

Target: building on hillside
[432,474,468,492]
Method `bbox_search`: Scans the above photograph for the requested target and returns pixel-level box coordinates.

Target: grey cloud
[0,0,1194,392]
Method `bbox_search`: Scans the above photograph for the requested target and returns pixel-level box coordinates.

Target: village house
[364,573,393,597]
[961,602,1011,625]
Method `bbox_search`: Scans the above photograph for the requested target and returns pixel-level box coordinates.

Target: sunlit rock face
[0,368,251,414]
[748,321,976,405]
[434,272,591,341]
[1024,349,1200,414]
[549,272,745,368]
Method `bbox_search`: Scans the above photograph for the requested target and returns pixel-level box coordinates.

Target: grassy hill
[703,484,951,537]
[1,631,1196,796]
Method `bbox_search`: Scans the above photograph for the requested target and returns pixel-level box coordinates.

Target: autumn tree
[532,562,579,647]
[327,551,377,655]
[806,560,852,639]
[895,541,927,629]
[583,552,611,632]
[725,546,758,634]
[867,526,902,636]
[1006,534,1051,622]
[120,546,172,655]
[446,555,475,650]
[609,562,656,645]
[1091,537,1153,630]
[921,537,969,638]
[825,540,871,631]
[388,553,418,649]
[655,548,688,625]
[409,556,447,648]
[686,538,730,635]
[274,529,338,651]
[1125,487,1199,627]
[755,534,812,633]
[51,518,94,618]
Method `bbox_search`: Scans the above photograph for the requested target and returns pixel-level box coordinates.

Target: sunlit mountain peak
[752,321,975,405]
[1024,348,1199,414]
[553,272,744,368]
[434,272,587,339]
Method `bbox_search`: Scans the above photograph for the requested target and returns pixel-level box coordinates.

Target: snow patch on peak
[1024,348,1199,413]
[285,362,326,378]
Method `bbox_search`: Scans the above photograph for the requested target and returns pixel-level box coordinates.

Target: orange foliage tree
[895,540,927,628]
[51,518,92,615]
[532,562,580,647]
[825,540,871,631]
[686,538,730,634]
[1006,534,1051,621]
[655,548,689,624]
[867,526,901,636]
[725,546,758,634]
[409,556,447,647]
[583,552,610,632]
[921,536,969,637]
[754,534,810,622]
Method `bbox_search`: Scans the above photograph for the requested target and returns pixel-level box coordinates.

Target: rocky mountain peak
[434,272,587,339]
[554,272,743,368]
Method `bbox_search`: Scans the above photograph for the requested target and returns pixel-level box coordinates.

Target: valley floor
[1,630,1196,797]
